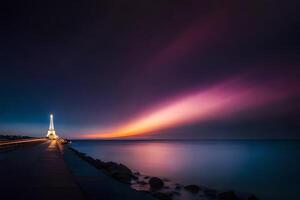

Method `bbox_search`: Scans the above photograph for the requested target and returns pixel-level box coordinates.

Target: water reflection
[72,140,300,200]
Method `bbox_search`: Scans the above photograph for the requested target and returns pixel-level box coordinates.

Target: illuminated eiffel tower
[47,114,58,139]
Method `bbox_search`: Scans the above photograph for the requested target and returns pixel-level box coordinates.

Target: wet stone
[184,185,201,193]
[149,177,164,190]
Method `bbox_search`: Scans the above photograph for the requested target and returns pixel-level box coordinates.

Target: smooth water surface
[71,140,300,200]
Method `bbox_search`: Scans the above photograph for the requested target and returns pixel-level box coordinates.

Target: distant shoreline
[70,138,300,142]
[0,134,35,140]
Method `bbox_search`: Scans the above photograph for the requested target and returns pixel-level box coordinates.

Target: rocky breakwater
[69,147,258,200]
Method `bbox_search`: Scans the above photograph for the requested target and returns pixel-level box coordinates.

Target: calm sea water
[71,140,300,200]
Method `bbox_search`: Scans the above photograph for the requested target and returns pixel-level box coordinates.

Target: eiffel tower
[47,114,58,139]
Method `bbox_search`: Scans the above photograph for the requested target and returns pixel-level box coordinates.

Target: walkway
[61,144,156,200]
[0,140,85,200]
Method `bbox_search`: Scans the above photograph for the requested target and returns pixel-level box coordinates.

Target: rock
[175,185,181,190]
[184,185,201,193]
[132,175,138,180]
[140,190,151,194]
[104,162,132,174]
[84,156,95,163]
[149,177,164,190]
[71,148,85,157]
[248,194,258,200]
[204,189,217,197]
[153,192,173,200]
[138,180,148,185]
[217,191,239,200]
[78,152,86,157]
[172,191,181,196]
[118,164,133,174]
[133,171,141,176]
[112,172,131,184]
[103,162,134,183]
[103,161,120,173]
[94,159,105,169]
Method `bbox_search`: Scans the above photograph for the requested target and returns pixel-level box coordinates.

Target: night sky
[1,0,299,139]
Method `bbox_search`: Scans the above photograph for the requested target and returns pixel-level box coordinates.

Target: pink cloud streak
[84,75,298,138]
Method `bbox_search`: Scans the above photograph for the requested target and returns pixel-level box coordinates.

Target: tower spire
[47,113,58,139]
[49,113,54,130]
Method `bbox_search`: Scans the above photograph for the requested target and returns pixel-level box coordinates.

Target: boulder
[133,171,140,176]
[175,185,181,190]
[103,161,119,173]
[248,194,258,200]
[94,159,105,169]
[184,185,201,193]
[153,192,173,200]
[149,177,164,190]
[117,164,132,175]
[103,162,134,183]
[217,191,239,200]
[132,175,138,180]
[172,191,180,196]
[103,162,132,174]
[84,156,95,163]
[138,180,148,185]
[112,172,132,184]
[78,152,86,157]
[140,190,151,194]
[204,189,217,197]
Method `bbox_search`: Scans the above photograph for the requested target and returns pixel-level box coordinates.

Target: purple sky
[0,0,299,139]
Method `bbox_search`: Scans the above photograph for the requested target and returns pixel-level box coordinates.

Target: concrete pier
[0,140,155,200]
[0,140,85,199]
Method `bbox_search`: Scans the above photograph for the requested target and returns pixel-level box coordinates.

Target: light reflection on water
[71,140,300,200]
